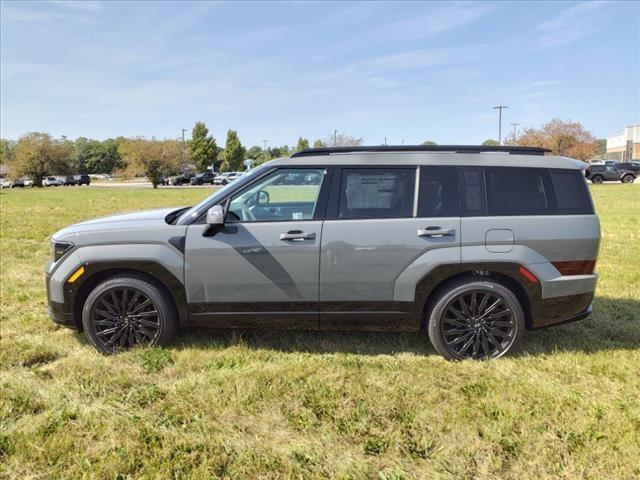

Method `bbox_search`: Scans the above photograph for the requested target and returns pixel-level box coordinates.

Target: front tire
[591,175,604,184]
[621,174,635,184]
[427,279,525,360]
[82,275,177,354]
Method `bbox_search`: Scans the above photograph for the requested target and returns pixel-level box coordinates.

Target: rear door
[319,166,461,330]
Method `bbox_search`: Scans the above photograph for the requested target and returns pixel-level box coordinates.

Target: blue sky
[1,1,638,147]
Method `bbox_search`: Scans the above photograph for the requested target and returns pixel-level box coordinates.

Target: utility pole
[384,137,387,145]
[493,106,508,145]
[262,140,269,162]
[510,123,520,142]
[181,129,188,173]
[333,129,338,147]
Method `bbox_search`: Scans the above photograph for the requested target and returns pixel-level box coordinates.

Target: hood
[52,207,183,240]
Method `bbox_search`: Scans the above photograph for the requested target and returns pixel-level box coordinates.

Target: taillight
[552,260,596,276]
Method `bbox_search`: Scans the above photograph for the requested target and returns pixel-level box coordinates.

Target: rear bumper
[531,291,595,329]
[532,304,592,330]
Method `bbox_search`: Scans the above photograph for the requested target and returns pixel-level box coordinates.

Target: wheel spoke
[445,331,473,346]
[129,310,158,319]
[130,298,152,314]
[136,318,160,328]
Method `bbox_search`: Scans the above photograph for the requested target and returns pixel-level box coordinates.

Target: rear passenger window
[418,166,459,217]
[338,168,415,219]
[550,169,594,214]
[485,167,555,216]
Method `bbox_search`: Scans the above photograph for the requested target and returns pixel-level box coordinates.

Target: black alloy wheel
[428,279,524,360]
[82,275,176,354]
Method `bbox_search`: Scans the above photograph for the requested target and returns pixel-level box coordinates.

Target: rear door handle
[417,227,456,238]
[280,230,316,241]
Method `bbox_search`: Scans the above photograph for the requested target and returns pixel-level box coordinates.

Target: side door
[184,167,330,329]
[319,166,461,330]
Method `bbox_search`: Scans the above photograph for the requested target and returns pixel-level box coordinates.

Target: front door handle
[417,226,456,238]
[280,230,316,241]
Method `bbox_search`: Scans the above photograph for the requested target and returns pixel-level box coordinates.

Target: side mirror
[206,205,225,225]
[257,190,270,204]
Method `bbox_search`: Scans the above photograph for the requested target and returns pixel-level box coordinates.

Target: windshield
[175,163,271,225]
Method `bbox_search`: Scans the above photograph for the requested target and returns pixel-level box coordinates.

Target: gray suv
[46,145,600,359]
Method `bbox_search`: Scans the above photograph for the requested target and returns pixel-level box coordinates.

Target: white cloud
[537,1,607,48]
[376,2,492,40]
[50,1,103,12]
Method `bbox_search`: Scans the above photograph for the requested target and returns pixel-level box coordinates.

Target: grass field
[1,185,639,479]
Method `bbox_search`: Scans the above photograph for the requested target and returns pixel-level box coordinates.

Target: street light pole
[181,129,187,143]
[510,123,520,142]
[333,129,338,147]
[262,140,269,162]
[493,106,508,145]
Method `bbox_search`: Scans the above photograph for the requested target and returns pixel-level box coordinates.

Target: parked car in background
[190,172,215,185]
[23,178,34,187]
[172,173,194,186]
[214,173,230,185]
[63,175,79,186]
[586,164,636,183]
[74,174,91,186]
[0,178,13,188]
[46,144,600,360]
[225,172,244,184]
[159,176,170,186]
[43,176,65,187]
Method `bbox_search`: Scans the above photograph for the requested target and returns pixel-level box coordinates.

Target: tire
[591,175,604,184]
[427,278,525,360]
[82,275,177,354]
[621,174,635,184]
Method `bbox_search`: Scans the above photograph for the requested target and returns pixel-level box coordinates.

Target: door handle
[280,230,316,241]
[417,227,456,238]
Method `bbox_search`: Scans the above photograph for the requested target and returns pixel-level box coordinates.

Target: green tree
[421,140,437,146]
[595,139,606,157]
[221,130,245,172]
[118,138,183,188]
[295,137,309,152]
[189,122,218,172]
[481,139,500,146]
[245,145,263,160]
[11,132,72,185]
[1,139,16,165]
[313,139,324,148]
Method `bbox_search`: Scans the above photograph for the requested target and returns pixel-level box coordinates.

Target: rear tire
[82,275,177,354]
[591,175,604,184]
[621,174,635,184]
[427,278,525,360]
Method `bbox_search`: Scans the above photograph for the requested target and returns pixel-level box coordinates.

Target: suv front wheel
[82,275,177,354]
[427,279,525,360]
[621,174,635,183]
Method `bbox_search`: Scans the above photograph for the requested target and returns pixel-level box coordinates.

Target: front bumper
[46,271,77,329]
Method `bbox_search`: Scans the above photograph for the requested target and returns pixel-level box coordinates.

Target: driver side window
[227,168,325,222]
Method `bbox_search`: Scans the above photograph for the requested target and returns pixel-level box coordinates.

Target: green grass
[1,185,639,479]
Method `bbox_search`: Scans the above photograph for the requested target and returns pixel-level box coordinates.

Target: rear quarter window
[550,169,594,214]
[485,167,555,216]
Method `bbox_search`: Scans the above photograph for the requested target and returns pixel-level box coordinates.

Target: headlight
[52,241,73,262]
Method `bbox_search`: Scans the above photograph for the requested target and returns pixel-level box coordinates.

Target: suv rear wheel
[82,275,177,354]
[427,279,525,360]
[621,174,635,183]
[591,174,604,184]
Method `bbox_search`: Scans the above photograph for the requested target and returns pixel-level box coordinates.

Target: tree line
[0,119,601,188]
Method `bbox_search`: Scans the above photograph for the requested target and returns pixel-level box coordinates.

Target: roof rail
[291,145,551,157]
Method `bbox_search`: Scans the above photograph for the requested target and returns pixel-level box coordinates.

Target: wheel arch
[69,261,188,330]
[415,263,538,330]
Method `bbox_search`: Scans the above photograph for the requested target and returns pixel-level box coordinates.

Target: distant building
[606,124,640,161]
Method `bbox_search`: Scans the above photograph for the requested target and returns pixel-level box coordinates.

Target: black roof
[291,145,551,158]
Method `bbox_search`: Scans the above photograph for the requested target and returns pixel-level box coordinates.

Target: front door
[184,167,328,328]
